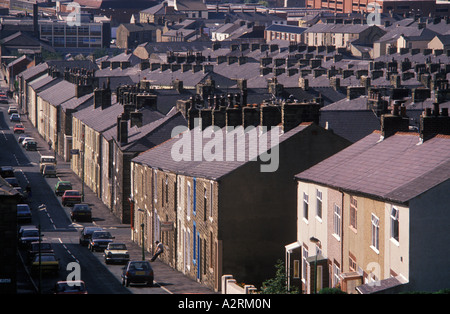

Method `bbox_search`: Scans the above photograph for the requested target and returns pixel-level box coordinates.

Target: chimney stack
[420,102,450,141]
[380,101,409,138]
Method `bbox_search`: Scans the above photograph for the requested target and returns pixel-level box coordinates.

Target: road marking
[58,238,80,264]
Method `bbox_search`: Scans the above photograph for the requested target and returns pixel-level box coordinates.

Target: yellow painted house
[290,105,450,294]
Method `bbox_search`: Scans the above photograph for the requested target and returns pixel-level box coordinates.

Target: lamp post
[310,236,321,294]
[37,204,47,294]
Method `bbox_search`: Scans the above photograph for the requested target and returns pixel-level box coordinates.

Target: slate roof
[60,93,94,112]
[295,132,450,204]
[38,80,76,106]
[265,24,307,35]
[72,98,123,133]
[106,108,187,152]
[304,23,374,34]
[132,123,311,180]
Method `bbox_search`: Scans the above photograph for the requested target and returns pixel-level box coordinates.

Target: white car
[104,243,129,264]
[22,137,34,147]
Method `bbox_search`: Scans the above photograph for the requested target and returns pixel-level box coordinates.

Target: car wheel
[147,281,153,287]
[126,280,130,287]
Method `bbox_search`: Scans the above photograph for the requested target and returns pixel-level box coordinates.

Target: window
[350,196,357,230]
[303,192,309,221]
[209,231,214,269]
[316,189,322,219]
[293,260,300,279]
[165,175,169,205]
[203,187,207,221]
[333,204,341,239]
[153,170,158,203]
[371,214,379,251]
[302,247,308,281]
[209,182,213,219]
[187,182,191,219]
[391,207,399,242]
[333,263,340,287]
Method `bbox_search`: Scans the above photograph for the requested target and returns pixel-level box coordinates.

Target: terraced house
[130,97,351,291]
[289,103,450,294]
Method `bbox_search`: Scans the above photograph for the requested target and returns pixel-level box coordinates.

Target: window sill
[390,238,400,247]
[370,245,380,255]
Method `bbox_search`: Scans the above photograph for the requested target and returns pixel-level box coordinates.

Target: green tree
[260,259,299,294]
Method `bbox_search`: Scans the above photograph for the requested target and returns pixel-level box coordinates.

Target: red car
[13,124,25,133]
[62,190,82,207]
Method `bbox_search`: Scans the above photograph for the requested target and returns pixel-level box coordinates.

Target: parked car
[53,281,88,294]
[31,253,59,275]
[88,230,115,252]
[0,166,14,178]
[5,176,19,187]
[17,204,32,223]
[21,137,34,147]
[27,242,54,263]
[70,203,92,222]
[39,155,56,173]
[18,225,40,249]
[79,226,103,246]
[13,124,24,133]
[62,190,82,207]
[121,261,154,287]
[104,243,129,264]
[7,106,17,114]
[0,95,8,104]
[54,181,72,196]
[42,164,57,177]
[10,113,20,122]
[24,140,37,151]
[18,134,28,144]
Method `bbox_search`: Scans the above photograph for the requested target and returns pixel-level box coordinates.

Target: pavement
[6,80,217,294]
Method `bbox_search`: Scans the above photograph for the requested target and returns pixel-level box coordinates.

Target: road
[1,93,215,295]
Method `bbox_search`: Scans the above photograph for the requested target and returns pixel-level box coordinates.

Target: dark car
[88,231,115,252]
[10,113,20,122]
[70,203,92,222]
[17,204,32,223]
[25,140,37,151]
[0,166,14,178]
[121,261,154,287]
[54,181,72,196]
[27,242,54,263]
[54,281,88,294]
[18,226,40,249]
[5,176,19,187]
[62,190,82,207]
[79,226,103,246]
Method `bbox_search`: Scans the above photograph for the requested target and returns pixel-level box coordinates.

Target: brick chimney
[130,110,143,128]
[380,101,409,138]
[420,102,450,141]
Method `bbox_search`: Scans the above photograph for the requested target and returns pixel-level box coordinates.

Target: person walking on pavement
[151,241,164,262]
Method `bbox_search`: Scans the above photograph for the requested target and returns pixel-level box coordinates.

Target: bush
[260,259,299,294]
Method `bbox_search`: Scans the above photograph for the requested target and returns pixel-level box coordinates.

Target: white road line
[58,238,80,264]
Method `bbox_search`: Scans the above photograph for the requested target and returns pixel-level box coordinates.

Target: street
[1,92,215,294]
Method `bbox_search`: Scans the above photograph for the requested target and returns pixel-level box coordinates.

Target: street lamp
[37,204,47,294]
[310,236,321,294]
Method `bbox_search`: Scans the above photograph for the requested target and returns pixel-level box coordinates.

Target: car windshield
[35,255,56,262]
[15,124,23,128]
[74,204,90,211]
[92,232,112,239]
[23,230,39,237]
[109,243,126,250]
[84,228,102,235]
[45,165,55,170]
[56,282,85,292]
[129,262,150,271]
[66,191,80,196]
[32,243,52,250]
[58,183,71,188]
[17,205,30,213]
